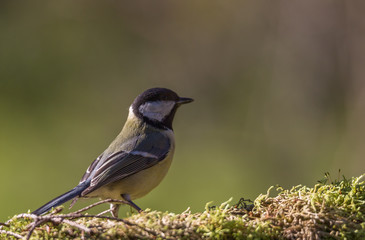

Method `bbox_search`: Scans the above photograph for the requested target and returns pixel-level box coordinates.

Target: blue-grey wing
[79,153,104,184]
[81,132,171,196]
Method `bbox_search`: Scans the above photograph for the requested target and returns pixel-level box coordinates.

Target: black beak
[177,97,194,105]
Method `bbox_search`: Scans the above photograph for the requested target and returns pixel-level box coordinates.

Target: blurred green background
[1,1,365,221]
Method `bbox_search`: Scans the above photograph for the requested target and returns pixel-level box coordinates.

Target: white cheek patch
[139,101,175,121]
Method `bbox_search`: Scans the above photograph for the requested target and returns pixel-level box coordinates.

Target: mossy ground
[1,174,364,239]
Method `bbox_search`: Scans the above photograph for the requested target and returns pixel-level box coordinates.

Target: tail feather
[32,184,87,215]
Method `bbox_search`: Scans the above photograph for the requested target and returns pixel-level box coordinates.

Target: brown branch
[0,229,23,239]
[5,199,159,240]
[71,198,130,214]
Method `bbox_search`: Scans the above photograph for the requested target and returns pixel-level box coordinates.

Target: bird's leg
[110,203,121,218]
[121,194,142,212]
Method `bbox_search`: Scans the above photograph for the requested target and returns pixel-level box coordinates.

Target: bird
[32,87,193,217]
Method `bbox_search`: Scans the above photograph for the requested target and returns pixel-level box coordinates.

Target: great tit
[32,87,193,217]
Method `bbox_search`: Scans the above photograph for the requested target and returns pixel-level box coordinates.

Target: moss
[1,174,364,239]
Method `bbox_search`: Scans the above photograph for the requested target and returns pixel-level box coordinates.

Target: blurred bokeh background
[1,1,365,221]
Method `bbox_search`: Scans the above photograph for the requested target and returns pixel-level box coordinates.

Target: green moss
[1,174,364,239]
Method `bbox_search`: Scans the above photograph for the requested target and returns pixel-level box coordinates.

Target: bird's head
[129,88,193,130]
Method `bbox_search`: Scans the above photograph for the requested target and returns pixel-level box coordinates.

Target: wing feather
[80,131,171,196]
